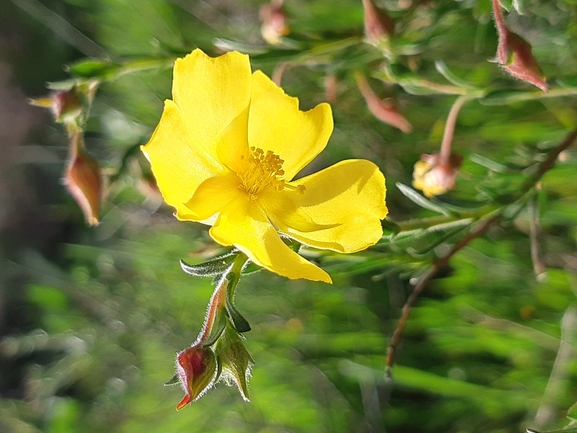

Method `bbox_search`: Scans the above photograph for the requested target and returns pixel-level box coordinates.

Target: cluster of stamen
[238,147,303,201]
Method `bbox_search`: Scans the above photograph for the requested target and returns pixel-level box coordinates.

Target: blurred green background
[2,0,577,432]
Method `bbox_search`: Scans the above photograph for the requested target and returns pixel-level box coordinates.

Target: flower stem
[439,95,470,165]
[194,275,228,346]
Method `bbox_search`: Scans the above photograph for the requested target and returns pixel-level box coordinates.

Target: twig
[385,213,501,380]
[439,96,470,164]
[528,191,546,280]
[385,128,577,380]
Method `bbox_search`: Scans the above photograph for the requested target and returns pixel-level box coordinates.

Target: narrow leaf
[396,183,451,216]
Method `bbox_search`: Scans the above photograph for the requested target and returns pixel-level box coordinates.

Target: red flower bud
[29,89,82,123]
[355,72,411,133]
[64,131,102,226]
[362,0,395,48]
[175,345,218,410]
[492,0,548,91]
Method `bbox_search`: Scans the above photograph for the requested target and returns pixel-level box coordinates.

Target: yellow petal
[172,49,252,160]
[270,160,387,253]
[141,100,223,220]
[248,71,333,180]
[209,196,332,283]
[185,172,241,221]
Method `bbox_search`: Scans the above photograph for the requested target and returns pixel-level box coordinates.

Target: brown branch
[385,213,501,380]
[385,127,577,380]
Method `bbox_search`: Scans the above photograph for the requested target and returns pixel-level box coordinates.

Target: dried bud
[214,325,254,402]
[29,89,82,123]
[492,0,548,91]
[355,72,411,133]
[260,0,290,45]
[64,131,102,226]
[412,153,462,198]
[175,345,218,410]
[362,0,395,49]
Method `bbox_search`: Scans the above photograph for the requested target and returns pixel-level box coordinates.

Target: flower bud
[214,324,254,402]
[175,345,218,410]
[355,72,411,133]
[260,0,290,45]
[64,131,102,226]
[362,0,395,49]
[412,153,462,198]
[29,89,82,124]
[499,31,548,92]
[492,0,548,91]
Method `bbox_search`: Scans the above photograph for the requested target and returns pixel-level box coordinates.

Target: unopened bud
[175,345,218,410]
[412,153,462,198]
[64,131,102,226]
[355,72,411,133]
[492,0,548,91]
[30,89,82,123]
[260,0,290,45]
[362,0,395,49]
[499,31,548,92]
[214,325,254,402]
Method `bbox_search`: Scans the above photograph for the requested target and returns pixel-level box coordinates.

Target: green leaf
[525,427,577,433]
[568,402,577,421]
[66,58,121,79]
[224,274,251,333]
[396,183,452,216]
[435,60,477,89]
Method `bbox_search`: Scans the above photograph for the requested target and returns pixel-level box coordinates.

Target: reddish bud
[175,345,218,410]
[260,0,290,45]
[362,0,395,48]
[355,72,411,133]
[64,131,102,226]
[412,153,462,198]
[492,0,548,91]
[30,89,82,123]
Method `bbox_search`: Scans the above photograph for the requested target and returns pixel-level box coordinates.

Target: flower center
[237,147,304,201]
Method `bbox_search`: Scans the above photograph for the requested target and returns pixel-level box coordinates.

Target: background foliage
[1,0,577,432]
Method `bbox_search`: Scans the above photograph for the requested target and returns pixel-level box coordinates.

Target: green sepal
[225,295,251,333]
[214,324,254,402]
[180,252,236,277]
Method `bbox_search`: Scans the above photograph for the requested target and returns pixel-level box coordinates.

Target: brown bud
[355,72,411,133]
[175,345,218,410]
[412,153,462,198]
[260,0,290,45]
[362,0,395,48]
[64,131,102,226]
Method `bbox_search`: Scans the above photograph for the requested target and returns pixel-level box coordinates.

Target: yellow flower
[142,49,387,283]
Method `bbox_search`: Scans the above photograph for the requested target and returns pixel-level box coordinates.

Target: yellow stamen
[237,147,302,200]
